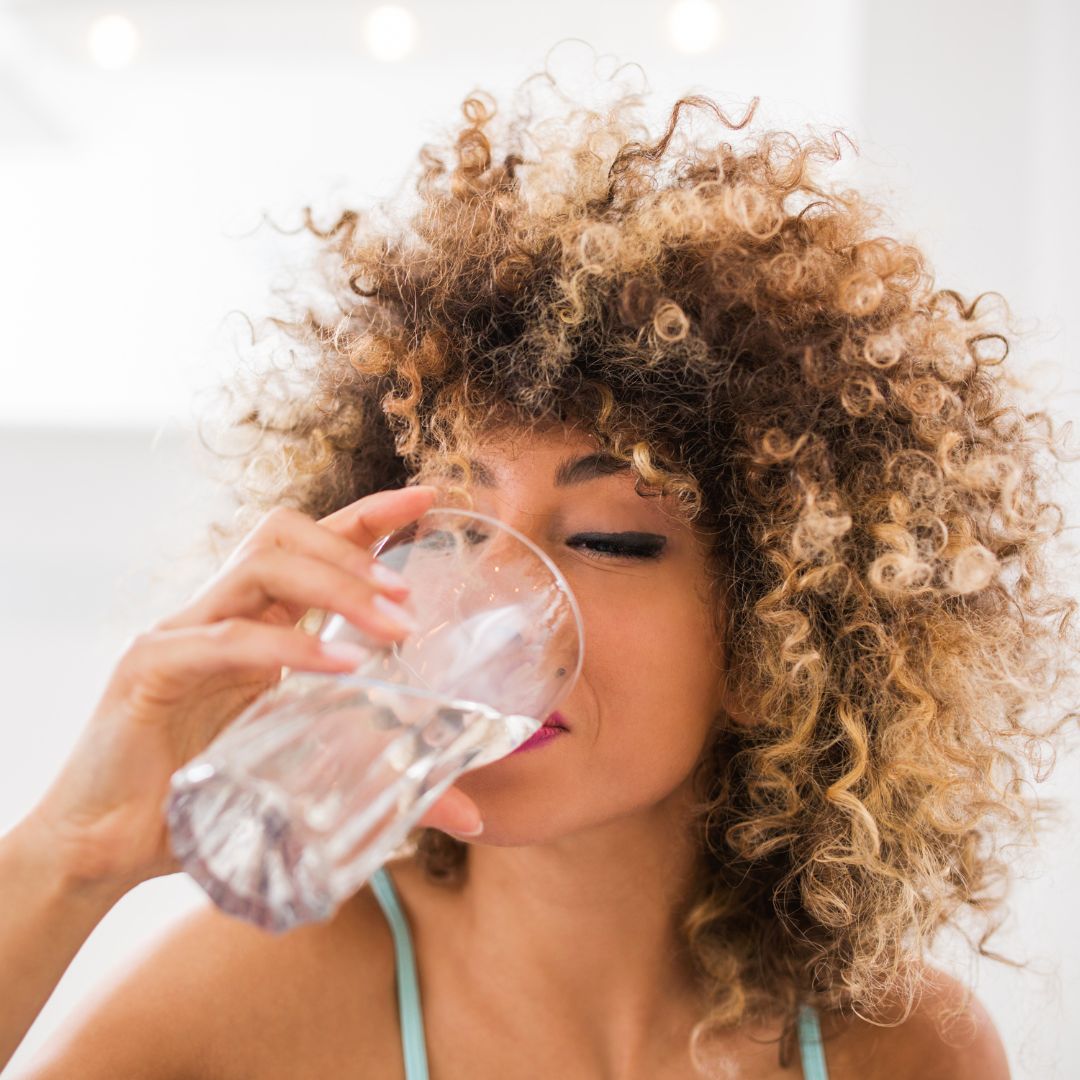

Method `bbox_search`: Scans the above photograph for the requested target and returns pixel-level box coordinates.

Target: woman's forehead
[474,421,604,458]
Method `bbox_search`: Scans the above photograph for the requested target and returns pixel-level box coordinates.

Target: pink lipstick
[511,711,570,754]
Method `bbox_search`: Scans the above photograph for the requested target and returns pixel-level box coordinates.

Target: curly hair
[196,60,1080,1073]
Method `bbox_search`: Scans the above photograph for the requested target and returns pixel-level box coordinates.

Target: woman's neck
[402,778,712,1074]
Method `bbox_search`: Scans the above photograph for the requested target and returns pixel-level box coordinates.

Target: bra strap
[796,1002,830,1079]
[369,866,431,1080]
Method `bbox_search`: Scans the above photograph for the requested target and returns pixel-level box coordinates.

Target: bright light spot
[667,0,725,54]
[87,13,140,69]
[364,5,417,62]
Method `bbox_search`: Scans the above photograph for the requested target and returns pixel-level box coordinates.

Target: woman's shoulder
[818,967,1010,1080]
[11,879,404,1080]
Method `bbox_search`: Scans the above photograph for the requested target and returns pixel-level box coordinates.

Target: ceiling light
[87,13,140,70]
[364,5,417,63]
[667,0,725,54]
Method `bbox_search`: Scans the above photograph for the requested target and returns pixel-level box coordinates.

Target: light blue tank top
[369,865,830,1080]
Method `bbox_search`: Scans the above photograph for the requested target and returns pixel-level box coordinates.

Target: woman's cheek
[589,632,705,738]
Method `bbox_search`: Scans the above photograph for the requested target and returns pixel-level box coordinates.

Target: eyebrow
[460,452,633,489]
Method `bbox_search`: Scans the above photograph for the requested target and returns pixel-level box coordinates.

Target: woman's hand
[20,484,483,897]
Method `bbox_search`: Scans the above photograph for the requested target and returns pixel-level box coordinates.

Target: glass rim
[370,506,586,698]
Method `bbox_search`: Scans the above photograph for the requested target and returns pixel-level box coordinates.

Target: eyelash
[567,533,666,560]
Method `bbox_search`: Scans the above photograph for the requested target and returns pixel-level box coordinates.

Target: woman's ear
[717,677,758,728]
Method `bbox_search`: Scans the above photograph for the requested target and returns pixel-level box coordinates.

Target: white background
[1,1,1078,1076]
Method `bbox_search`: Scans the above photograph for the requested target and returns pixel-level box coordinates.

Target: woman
[3,69,1073,1078]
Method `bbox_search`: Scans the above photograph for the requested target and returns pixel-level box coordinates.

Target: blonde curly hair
[198,60,1080,1072]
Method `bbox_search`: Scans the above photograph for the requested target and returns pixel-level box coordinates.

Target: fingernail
[371,562,410,591]
[320,641,369,667]
[372,594,419,632]
[447,819,484,838]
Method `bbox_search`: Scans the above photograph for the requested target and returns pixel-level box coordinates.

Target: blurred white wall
[1,1,1078,1076]
[0,0,862,429]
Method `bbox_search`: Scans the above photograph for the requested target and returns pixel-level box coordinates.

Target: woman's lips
[510,711,570,754]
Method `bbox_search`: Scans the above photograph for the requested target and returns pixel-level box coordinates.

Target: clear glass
[165,507,584,933]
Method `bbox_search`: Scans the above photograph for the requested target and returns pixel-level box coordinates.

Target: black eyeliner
[569,532,668,558]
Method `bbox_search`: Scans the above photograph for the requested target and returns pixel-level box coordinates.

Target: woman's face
[431,423,730,846]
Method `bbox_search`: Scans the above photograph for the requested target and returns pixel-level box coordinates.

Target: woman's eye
[568,533,667,560]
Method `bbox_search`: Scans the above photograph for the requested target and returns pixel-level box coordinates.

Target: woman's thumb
[420,785,484,838]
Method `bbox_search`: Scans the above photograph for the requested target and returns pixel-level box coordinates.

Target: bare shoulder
[9,881,400,1080]
[818,967,1010,1080]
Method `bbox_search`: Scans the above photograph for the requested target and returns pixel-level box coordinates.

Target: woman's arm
[2,869,400,1080]
[0,485,481,1073]
[0,817,128,1071]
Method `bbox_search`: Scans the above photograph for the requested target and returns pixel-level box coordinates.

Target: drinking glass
[165,507,584,933]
